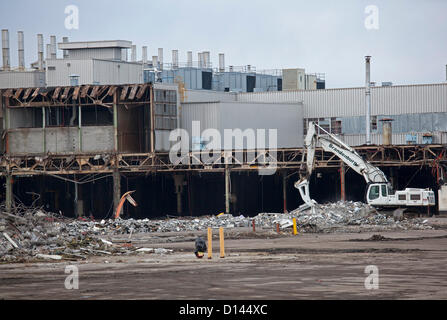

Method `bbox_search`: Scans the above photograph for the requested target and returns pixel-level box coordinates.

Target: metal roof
[58,40,132,50]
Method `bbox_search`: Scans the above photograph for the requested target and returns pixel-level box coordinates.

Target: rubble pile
[0,205,173,262]
[1,201,432,262]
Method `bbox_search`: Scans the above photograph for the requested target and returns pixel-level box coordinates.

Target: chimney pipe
[158,48,163,70]
[2,29,10,71]
[18,31,25,70]
[142,46,148,64]
[187,51,192,67]
[203,51,210,68]
[37,34,44,70]
[46,44,52,60]
[62,37,69,59]
[219,53,225,72]
[131,45,136,62]
[172,50,178,69]
[198,52,203,68]
[50,36,56,59]
[365,56,372,145]
[152,55,158,69]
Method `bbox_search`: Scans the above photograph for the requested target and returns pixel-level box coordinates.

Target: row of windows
[155,103,177,117]
[155,116,177,130]
[303,116,378,135]
[154,89,177,103]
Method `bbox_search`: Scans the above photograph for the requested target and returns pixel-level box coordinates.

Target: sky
[1,0,446,88]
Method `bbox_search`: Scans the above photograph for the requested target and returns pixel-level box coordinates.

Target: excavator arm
[295,122,388,209]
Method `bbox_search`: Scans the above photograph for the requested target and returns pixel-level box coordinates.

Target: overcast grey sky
[1,0,446,88]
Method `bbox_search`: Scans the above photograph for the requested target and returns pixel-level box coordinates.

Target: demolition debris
[0,201,432,262]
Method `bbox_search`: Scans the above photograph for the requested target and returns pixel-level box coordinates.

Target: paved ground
[1,222,447,299]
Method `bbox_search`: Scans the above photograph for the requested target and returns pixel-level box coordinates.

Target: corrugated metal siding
[92,59,142,85]
[68,48,122,60]
[238,83,447,117]
[0,71,45,89]
[183,90,237,103]
[181,101,303,150]
[46,59,94,86]
[341,131,447,146]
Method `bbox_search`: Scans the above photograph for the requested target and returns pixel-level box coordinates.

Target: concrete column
[5,173,13,213]
[113,169,121,216]
[283,171,287,213]
[225,167,230,214]
[340,163,346,201]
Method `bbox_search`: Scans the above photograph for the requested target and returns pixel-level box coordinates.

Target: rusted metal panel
[31,88,40,98]
[61,87,70,100]
[120,86,129,100]
[52,87,61,99]
[72,86,80,100]
[136,84,148,99]
[128,85,138,100]
[14,88,23,99]
[80,85,90,98]
[22,88,33,100]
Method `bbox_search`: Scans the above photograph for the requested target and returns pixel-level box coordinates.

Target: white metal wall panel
[67,48,122,60]
[238,83,447,118]
[0,71,45,89]
[183,90,237,103]
[92,59,142,85]
[341,131,447,146]
[46,59,94,86]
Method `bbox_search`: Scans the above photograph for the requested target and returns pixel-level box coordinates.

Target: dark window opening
[202,71,212,90]
[246,75,256,93]
[81,106,113,126]
[45,106,78,127]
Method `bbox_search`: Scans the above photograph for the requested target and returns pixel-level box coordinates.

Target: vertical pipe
[225,166,230,214]
[42,107,46,152]
[172,49,178,69]
[113,90,118,151]
[365,56,371,145]
[157,48,163,70]
[198,52,203,68]
[152,56,158,69]
[62,37,69,59]
[1,29,10,71]
[219,227,225,258]
[207,227,212,259]
[37,34,44,70]
[50,36,56,59]
[131,45,136,62]
[150,85,155,153]
[46,44,52,60]
[219,53,225,72]
[340,164,346,201]
[203,51,210,68]
[113,169,121,217]
[187,51,192,67]
[78,104,82,152]
[17,31,25,70]
[5,173,12,213]
[142,46,148,64]
[283,171,287,213]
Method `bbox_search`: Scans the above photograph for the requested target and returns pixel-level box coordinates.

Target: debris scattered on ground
[0,201,433,262]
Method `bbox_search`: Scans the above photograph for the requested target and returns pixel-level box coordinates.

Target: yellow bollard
[293,218,298,235]
[219,227,225,258]
[207,227,213,259]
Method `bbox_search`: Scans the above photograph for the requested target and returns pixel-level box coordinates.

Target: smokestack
[203,51,210,68]
[187,51,192,67]
[62,37,69,59]
[18,31,25,70]
[158,48,163,70]
[46,44,52,60]
[172,49,178,69]
[142,46,148,64]
[2,29,10,71]
[50,36,56,59]
[152,55,158,69]
[37,34,43,70]
[131,45,136,62]
[198,52,203,68]
[365,56,372,145]
[219,53,225,72]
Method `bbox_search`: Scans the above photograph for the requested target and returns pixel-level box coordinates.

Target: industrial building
[0,29,446,218]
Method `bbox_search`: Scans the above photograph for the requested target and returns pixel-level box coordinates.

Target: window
[371,116,377,131]
[398,195,406,201]
[410,194,421,201]
[369,185,380,200]
[45,106,78,127]
[381,184,387,197]
[331,118,342,134]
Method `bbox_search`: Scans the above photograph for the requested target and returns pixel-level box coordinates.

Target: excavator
[295,121,436,211]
